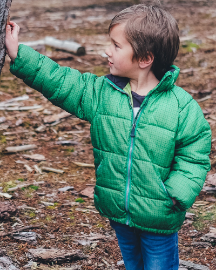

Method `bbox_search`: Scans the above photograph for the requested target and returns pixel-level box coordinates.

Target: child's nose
[105,45,111,57]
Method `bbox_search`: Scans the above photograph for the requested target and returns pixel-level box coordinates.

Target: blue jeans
[110,220,179,270]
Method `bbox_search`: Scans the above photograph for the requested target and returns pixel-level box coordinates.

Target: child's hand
[5,21,20,62]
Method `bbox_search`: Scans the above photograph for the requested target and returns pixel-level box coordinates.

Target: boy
[5,5,211,270]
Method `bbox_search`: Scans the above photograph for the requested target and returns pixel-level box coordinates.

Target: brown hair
[108,5,179,80]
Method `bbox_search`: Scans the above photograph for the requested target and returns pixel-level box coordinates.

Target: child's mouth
[108,60,113,66]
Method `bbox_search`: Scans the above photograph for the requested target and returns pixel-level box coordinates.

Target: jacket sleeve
[10,44,103,122]
[165,98,211,210]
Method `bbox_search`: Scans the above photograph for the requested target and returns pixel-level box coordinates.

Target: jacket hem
[102,213,181,234]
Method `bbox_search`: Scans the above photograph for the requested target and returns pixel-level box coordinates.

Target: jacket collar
[105,74,129,90]
[105,65,180,93]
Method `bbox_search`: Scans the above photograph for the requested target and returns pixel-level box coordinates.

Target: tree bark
[0,0,12,74]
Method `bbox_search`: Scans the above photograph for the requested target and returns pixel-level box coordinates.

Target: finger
[6,25,12,36]
[8,21,17,27]
[11,24,20,37]
[8,22,14,29]
[8,21,20,33]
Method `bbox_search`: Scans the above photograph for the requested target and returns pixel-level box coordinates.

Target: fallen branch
[7,181,44,192]
[196,95,212,103]
[24,164,33,173]
[0,94,29,106]
[23,154,46,161]
[0,225,41,237]
[41,166,64,174]
[5,144,37,153]
[43,111,71,124]
[0,105,42,111]
[73,162,95,168]
[0,192,12,199]
[33,165,43,174]
[3,130,29,135]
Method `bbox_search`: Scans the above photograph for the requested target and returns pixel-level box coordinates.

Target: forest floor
[1,0,216,269]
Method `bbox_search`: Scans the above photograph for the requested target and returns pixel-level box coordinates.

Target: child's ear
[139,53,154,69]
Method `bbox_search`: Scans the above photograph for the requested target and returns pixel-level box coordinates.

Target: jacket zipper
[125,122,135,224]
[125,96,150,224]
[105,78,150,225]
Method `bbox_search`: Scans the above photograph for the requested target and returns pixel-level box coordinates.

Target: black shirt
[131,91,145,117]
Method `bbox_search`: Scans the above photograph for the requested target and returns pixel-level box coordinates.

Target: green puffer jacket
[10,45,211,234]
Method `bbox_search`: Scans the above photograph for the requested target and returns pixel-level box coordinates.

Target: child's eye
[114,43,119,48]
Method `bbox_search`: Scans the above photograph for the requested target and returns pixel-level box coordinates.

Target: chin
[110,70,122,77]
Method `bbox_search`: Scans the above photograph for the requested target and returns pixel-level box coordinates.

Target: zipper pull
[131,124,136,137]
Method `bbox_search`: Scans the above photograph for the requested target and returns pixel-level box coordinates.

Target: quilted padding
[10,44,211,233]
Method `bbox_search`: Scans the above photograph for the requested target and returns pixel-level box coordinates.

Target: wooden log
[44,37,85,55]
[20,37,85,55]
[0,0,12,74]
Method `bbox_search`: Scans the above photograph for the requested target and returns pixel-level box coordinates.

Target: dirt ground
[1,0,216,269]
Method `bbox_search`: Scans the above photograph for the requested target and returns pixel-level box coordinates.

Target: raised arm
[165,99,211,210]
[6,22,102,122]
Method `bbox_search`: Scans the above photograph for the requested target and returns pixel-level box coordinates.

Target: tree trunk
[0,0,12,75]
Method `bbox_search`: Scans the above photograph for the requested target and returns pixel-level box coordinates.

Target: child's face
[105,23,139,78]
